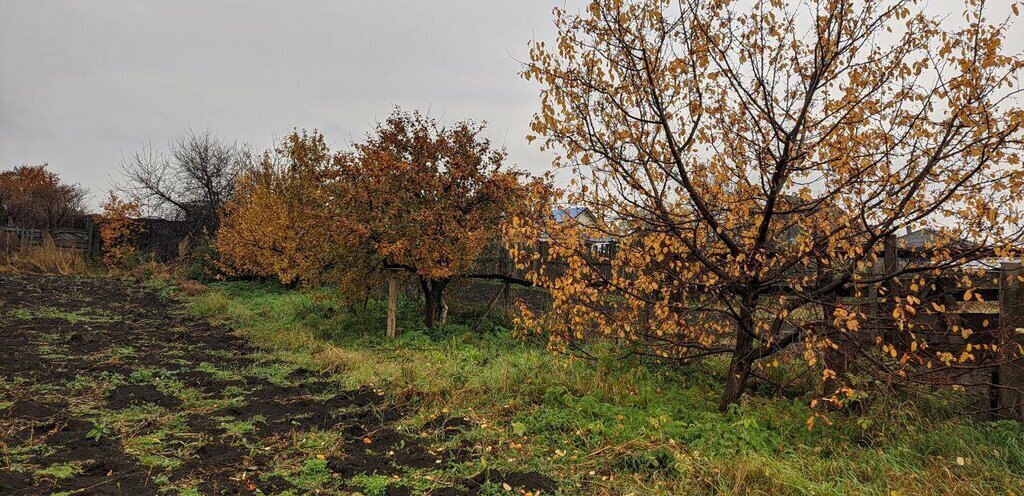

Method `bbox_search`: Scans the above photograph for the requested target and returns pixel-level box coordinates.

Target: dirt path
[0,274,556,495]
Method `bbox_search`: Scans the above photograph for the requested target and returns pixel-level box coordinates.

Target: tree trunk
[438,292,448,327]
[420,277,450,329]
[720,317,755,410]
[720,350,753,411]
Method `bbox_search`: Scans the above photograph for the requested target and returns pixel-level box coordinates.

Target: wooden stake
[387,270,398,339]
[475,282,508,331]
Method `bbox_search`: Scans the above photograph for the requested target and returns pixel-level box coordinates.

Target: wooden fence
[2,217,200,263]
[470,235,1024,420]
[1,223,102,258]
[472,238,617,285]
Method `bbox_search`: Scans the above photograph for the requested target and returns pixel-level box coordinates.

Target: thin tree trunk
[720,316,755,411]
[421,278,436,329]
[720,351,753,411]
[437,291,448,327]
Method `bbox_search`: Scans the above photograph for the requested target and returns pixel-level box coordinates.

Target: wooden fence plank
[997,261,1024,420]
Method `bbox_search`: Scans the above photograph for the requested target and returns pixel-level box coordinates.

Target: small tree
[0,164,87,229]
[344,109,541,328]
[515,0,1024,410]
[217,130,361,288]
[98,192,144,268]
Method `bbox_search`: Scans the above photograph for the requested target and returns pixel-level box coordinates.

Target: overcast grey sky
[0,0,579,208]
[2,1,1020,211]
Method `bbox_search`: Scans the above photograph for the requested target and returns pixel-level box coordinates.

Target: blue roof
[552,206,588,222]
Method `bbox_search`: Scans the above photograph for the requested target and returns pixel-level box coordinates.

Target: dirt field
[0,274,556,495]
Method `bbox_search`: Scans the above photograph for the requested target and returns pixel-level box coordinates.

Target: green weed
[36,462,81,480]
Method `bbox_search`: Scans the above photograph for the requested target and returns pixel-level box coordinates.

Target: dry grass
[0,233,88,275]
[175,279,209,296]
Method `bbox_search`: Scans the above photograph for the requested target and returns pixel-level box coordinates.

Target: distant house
[546,205,615,252]
[898,227,974,251]
[551,206,598,227]
[897,227,989,263]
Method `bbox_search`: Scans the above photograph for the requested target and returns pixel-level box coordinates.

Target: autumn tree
[217,130,364,289]
[98,192,144,267]
[513,0,1024,410]
[345,109,543,328]
[121,128,250,232]
[0,164,87,229]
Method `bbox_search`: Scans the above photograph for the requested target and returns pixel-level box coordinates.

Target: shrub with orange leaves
[513,0,1024,411]
[217,130,361,288]
[98,192,144,268]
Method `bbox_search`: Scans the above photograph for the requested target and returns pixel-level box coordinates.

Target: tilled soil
[0,274,557,495]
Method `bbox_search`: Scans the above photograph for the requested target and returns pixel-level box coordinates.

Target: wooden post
[475,282,508,331]
[868,235,897,333]
[881,235,899,343]
[386,269,399,339]
[501,282,512,316]
[86,219,98,260]
[883,235,898,279]
[997,261,1023,420]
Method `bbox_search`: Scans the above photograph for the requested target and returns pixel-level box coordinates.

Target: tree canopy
[0,164,87,229]
[511,0,1024,410]
[219,109,544,328]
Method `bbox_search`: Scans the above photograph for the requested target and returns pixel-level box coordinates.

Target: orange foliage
[344,109,543,327]
[217,111,544,328]
[217,130,356,286]
[512,0,1024,410]
[99,192,144,267]
[0,164,86,229]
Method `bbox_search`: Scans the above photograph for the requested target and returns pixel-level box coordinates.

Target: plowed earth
[0,275,556,495]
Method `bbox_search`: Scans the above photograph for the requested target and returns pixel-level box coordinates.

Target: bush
[177,236,220,283]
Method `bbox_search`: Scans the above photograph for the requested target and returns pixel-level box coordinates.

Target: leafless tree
[120,128,251,231]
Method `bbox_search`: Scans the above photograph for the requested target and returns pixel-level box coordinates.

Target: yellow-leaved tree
[512,0,1024,411]
[98,192,144,268]
[217,130,362,288]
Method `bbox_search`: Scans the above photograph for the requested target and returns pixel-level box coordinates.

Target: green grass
[188,281,1024,495]
[36,462,82,480]
[13,306,119,323]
